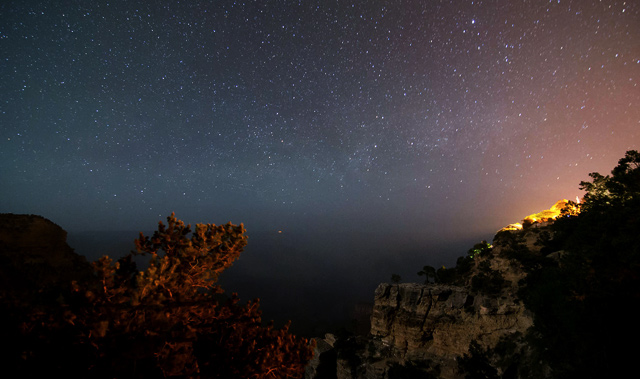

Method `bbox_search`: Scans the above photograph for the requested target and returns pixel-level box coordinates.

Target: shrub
[14,213,314,378]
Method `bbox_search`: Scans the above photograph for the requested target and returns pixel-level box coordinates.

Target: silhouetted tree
[417,265,437,283]
[467,240,492,259]
[458,341,500,379]
[579,149,640,212]
[520,150,640,378]
[435,265,457,284]
[17,213,314,378]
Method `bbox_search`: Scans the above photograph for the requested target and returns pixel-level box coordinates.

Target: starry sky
[1,1,639,244]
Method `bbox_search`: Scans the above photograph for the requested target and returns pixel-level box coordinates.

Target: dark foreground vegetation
[409,150,640,378]
[518,150,640,378]
[2,150,638,379]
[1,214,313,378]
[467,151,639,378]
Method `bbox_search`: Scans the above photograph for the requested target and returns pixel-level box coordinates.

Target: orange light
[499,199,580,233]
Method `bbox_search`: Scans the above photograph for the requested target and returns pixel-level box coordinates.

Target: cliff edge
[306,209,562,379]
[0,213,92,305]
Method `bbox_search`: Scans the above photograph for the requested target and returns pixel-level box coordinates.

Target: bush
[520,151,640,378]
[470,261,505,295]
[12,213,314,378]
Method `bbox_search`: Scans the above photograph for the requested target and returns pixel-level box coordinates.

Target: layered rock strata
[307,225,549,379]
[370,282,532,368]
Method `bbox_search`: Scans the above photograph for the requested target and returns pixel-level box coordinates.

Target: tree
[18,213,314,378]
[520,150,640,378]
[579,149,640,211]
[417,265,437,284]
[467,241,492,259]
[391,274,402,284]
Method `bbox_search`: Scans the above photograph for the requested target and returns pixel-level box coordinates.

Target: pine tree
[19,213,314,378]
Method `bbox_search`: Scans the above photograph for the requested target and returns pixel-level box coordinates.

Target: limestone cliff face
[370,282,532,363]
[371,226,538,366]
[307,224,550,379]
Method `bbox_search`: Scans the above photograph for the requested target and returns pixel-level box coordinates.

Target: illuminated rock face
[309,223,548,379]
[498,199,580,233]
[370,282,532,363]
[364,237,534,379]
[522,199,578,225]
[500,222,523,232]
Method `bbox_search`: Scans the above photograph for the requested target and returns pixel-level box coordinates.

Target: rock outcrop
[307,220,556,379]
[371,281,532,361]
[0,213,92,305]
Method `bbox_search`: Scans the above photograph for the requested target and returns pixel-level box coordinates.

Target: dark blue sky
[2,0,638,241]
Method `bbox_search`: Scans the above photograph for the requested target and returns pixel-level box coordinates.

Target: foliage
[470,261,505,295]
[420,151,640,377]
[334,336,364,375]
[452,255,473,280]
[13,213,314,378]
[496,230,551,273]
[390,274,402,284]
[467,240,492,259]
[417,241,492,286]
[457,334,542,379]
[387,360,439,379]
[417,265,437,283]
[520,150,640,378]
[457,341,499,379]
[578,150,640,212]
[435,265,457,284]
[416,263,462,285]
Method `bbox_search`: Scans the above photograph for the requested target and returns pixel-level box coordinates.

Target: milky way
[1,0,638,238]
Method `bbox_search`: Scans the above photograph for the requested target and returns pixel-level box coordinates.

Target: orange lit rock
[498,199,580,233]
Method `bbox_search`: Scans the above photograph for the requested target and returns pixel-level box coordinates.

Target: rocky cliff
[370,280,532,365]
[306,216,558,379]
[0,213,92,305]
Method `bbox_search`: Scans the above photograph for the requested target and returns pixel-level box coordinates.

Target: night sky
[1,1,639,282]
